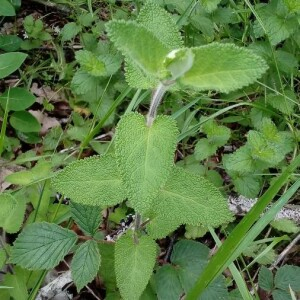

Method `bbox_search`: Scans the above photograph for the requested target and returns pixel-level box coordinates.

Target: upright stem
[146,82,169,126]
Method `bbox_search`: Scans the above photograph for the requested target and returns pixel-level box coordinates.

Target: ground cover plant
[0,0,300,299]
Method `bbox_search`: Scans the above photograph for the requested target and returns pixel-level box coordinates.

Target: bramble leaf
[258,266,274,292]
[115,234,156,300]
[179,43,268,93]
[0,193,26,233]
[70,201,102,236]
[75,50,106,76]
[52,154,125,207]
[115,113,178,214]
[274,265,300,292]
[71,240,101,292]
[11,222,77,270]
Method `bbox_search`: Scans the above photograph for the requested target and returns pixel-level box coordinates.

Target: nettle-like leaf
[75,50,106,77]
[52,154,125,207]
[115,112,178,214]
[70,201,102,236]
[10,222,77,270]
[274,265,300,292]
[71,240,101,292]
[156,240,228,299]
[179,43,268,93]
[0,193,26,233]
[115,233,157,300]
[106,20,169,77]
[147,167,233,239]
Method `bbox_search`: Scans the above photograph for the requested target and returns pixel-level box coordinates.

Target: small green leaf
[0,52,27,79]
[11,222,77,270]
[152,167,233,228]
[194,138,218,161]
[230,173,262,198]
[52,154,125,207]
[75,50,106,77]
[106,20,169,77]
[1,274,27,300]
[71,70,102,95]
[0,0,15,16]
[0,35,22,51]
[115,234,156,300]
[179,43,268,93]
[258,266,274,292]
[200,0,222,12]
[274,265,300,292]
[270,219,299,234]
[266,92,296,115]
[155,265,183,300]
[0,87,35,111]
[71,240,101,292]
[70,201,102,236]
[115,113,178,214]
[10,111,41,133]
[0,193,26,233]
[60,22,82,41]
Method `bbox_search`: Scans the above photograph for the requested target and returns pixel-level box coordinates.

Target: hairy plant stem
[146,82,170,126]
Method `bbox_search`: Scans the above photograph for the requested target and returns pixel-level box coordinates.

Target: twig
[269,233,300,270]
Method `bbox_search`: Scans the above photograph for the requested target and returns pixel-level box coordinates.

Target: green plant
[6,2,272,298]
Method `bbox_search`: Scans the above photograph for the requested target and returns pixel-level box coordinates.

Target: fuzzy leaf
[155,265,183,300]
[115,234,156,300]
[258,266,274,292]
[75,50,106,76]
[106,20,169,78]
[151,167,232,232]
[70,201,102,236]
[0,193,26,233]
[115,113,178,214]
[0,52,27,79]
[124,2,182,89]
[179,43,268,93]
[52,154,125,207]
[274,265,300,292]
[10,222,77,270]
[71,240,100,292]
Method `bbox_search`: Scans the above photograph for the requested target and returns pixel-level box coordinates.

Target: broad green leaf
[70,201,102,236]
[52,154,125,207]
[115,234,156,300]
[270,219,299,234]
[10,111,41,133]
[258,266,274,292]
[272,289,292,300]
[194,138,218,161]
[115,113,178,214]
[274,265,300,291]
[230,173,262,198]
[71,240,101,292]
[0,87,35,111]
[60,22,82,42]
[155,265,183,300]
[179,43,268,93]
[200,0,222,12]
[136,2,182,50]
[0,35,22,51]
[75,50,106,77]
[5,160,52,185]
[152,167,233,228]
[98,242,117,291]
[170,240,229,299]
[0,52,27,79]
[266,92,296,115]
[1,274,27,300]
[106,20,169,77]
[0,193,26,233]
[11,222,77,270]
[0,0,15,16]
